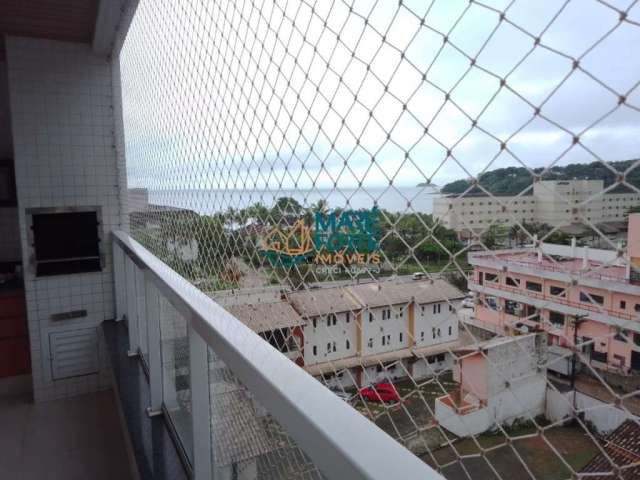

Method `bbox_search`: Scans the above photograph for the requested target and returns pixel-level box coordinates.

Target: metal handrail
[112,230,443,480]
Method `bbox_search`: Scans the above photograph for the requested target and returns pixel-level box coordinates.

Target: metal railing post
[125,256,140,356]
[189,325,213,479]
[145,278,163,416]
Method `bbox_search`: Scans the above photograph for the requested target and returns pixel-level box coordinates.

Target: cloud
[120,0,640,196]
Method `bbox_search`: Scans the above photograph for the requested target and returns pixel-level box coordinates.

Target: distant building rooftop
[225,301,304,333]
[580,420,640,480]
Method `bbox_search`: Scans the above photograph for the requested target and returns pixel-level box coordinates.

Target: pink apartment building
[467,214,640,375]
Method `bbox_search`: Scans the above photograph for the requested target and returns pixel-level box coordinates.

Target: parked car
[412,272,426,280]
[359,383,401,403]
[461,298,475,309]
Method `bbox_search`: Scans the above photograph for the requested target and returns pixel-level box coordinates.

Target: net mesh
[119,0,640,478]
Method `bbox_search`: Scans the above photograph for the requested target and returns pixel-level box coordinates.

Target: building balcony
[108,231,444,479]
[434,392,491,438]
[468,281,640,334]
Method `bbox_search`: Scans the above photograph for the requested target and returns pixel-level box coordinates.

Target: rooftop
[472,250,628,283]
[580,420,640,480]
[225,301,304,333]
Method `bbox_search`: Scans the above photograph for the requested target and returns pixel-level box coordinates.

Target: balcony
[109,231,443,479]
[468,281,640,334]
[434,392,491,438]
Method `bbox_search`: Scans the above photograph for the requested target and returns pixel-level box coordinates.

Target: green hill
[433,160,639,196]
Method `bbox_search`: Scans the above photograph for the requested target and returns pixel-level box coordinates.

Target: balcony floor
[0,390,133,480]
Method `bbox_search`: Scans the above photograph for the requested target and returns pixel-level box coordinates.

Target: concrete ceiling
[0,0,100,61]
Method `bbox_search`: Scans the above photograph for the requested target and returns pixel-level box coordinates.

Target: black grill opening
[31,211,102,277]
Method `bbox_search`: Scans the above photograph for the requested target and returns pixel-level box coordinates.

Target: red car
[359,383,400,403]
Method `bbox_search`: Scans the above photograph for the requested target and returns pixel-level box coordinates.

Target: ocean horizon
[147,186,440,215]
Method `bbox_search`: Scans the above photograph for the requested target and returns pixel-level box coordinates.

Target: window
[437,328,441,337]
[505,300,520,315]
[369,312,374,322]
[432,328,436,339]
[485,273,498,283]
[448,326,452,336]
[526,281,542,292]
[635,304,640,312]
[345,312,350,323]
[591,350,608,363]
[368,338,373,348]
[420,331,425,341]
[313,346,317,356]
[549,311,565,327]
[436,354,445,363]
[550,286,565,297]
[614,330,628,343]
[312,318,317,328]
[332,342,337,352]
[326,343,331,353]
[449,304,453,311]
[382,308,391,320]
[620,300,626,310]
[399,332,403,342]
[346,339,350,350]
[506,276,520,287]
[433,303,441,314]
[580,292,604,305]
[421,305,425,314]
[382,336,386,346]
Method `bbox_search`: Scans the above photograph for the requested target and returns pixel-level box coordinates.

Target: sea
[148,186,440,215]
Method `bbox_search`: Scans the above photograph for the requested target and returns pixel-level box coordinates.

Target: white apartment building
[287,279,465,388]
[434,179,640,233]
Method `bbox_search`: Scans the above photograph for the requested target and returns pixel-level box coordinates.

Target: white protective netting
[120,0,640,479]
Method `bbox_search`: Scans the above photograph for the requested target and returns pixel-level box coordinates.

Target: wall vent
[49,328,99,380]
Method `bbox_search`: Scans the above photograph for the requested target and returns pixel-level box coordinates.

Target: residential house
[435,334,547,437]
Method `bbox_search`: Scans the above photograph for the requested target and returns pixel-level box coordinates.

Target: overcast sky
[120,0,640,195]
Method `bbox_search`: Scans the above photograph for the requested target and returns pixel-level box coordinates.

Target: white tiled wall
[6,37,121,401]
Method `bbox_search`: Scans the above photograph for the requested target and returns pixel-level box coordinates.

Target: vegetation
[439,160,640,196]
[133,197,468,291]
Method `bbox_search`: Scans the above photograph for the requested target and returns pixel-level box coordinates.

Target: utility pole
[571,314,589,413]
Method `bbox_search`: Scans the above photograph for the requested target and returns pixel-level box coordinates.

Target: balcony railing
[111,230,442,480]
[469,280,639,324]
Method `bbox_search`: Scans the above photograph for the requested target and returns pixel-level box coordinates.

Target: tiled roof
[287,279,464,316]
[211,388,275,466]
[580,420,640,479]
[287,287,362,317]
[349,278,464,308]
[225,301,304,333]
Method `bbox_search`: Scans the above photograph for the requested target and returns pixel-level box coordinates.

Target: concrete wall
[7,37,121,401]
[487,375,546,424]
[435,398,493,438]
[546,388,638,434]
